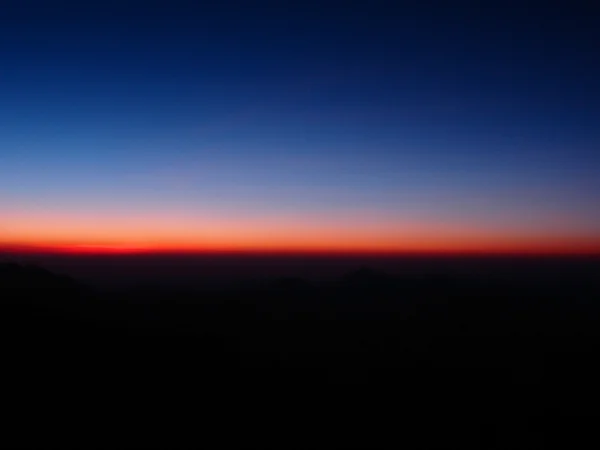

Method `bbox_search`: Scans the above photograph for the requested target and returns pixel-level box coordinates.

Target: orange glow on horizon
[2,237,600,257]
[2,209,599,257]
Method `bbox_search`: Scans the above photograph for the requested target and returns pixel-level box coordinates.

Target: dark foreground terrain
[2,258,600,448]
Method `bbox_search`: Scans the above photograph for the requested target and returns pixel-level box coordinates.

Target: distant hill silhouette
[2,259,600,448]
[0,262,80,290]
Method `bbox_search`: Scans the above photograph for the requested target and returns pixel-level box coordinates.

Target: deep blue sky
[1,2,599,253]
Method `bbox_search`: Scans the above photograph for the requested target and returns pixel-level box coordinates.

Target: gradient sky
[1,2,599,255]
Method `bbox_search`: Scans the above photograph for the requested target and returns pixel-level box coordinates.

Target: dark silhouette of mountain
[0,262,81,290]
[2,259,600,448]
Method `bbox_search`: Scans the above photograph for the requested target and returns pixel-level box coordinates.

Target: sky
[1,2,599,255]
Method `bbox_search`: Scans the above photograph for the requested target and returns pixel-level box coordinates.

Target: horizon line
[2,243,600,258]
